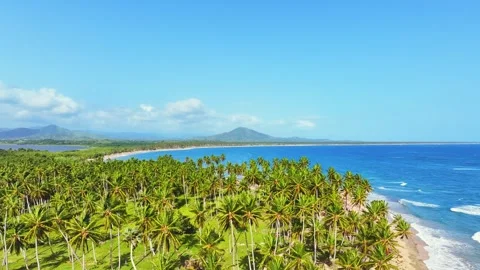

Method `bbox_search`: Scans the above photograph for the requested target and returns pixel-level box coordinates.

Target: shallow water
[121,144,480,269]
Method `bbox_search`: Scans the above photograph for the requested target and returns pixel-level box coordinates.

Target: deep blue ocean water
[120,144,480,269]
[0,144,86,152]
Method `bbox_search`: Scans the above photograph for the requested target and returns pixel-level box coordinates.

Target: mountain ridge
[0,125,99,140]
[200,127,329,142]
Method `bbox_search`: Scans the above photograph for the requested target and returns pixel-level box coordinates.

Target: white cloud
[0,83,80,116]
[1,81,265,133]
[140,104,154,113]
[296,119,316,129]
[0,81,82,126]
[228,114,261,125]
[164,98,207,117]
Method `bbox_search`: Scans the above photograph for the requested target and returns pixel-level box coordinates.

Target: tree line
[0,150,411,269]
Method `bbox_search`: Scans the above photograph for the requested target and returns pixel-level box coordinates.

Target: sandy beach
[102,143,322,161]
[105,145,430,269]
[396,228,429,270]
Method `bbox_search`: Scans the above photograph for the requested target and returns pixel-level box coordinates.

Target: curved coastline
[105,144,430,269]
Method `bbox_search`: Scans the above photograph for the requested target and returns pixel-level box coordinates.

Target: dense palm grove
[0,150,411,269]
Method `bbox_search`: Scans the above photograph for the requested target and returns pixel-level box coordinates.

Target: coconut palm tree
[135,205,156,255]
[196,227,224,257]
[286,242,314,269]
[324,200,344,262]
[123,228,141,270]
[394,217,412,239]
[5,220,29,270]
[201,252,223,270]
[67,212,103,270]
[240,193,262,270]
[217,196,242,269]
[265,195,291,255]
[337,249,365,270]
[368,244,397,270]
[22,206,52,270]
[151,211,182,255]
[98,195,126,269]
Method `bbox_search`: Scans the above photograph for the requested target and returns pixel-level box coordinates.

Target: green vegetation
[0,149,410,269]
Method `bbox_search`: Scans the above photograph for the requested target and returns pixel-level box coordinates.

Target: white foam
[412,222,474,269]
[450,205,480,216]
[399,199,439,208]
[453,167,480,171]
[378,186,414,193]
[472,232,480,244]
[400,182,407,186]
[367,192,389,202]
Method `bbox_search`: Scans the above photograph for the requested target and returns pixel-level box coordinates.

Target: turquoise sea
[119,144,480,270]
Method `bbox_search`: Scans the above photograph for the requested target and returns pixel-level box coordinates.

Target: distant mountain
[0,125,99,140]
[200,127,329,143]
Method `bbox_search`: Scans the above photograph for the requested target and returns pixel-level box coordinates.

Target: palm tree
[286,242,314,269]
[190,201,209,236]
[22,206,52,270]
[201,252,223,270]
[266,256,285,270]
[5,220,29,270]
[296,195,314,243]
[135,205,156,255]
[67,212,103,270]
[364,200,388,222]
[217,196,242,269]
[240,193,262,270]
[123,228,141,270]
[50,203,78,263]
[151,211,182,255]
[98,195,126,269]
[394,217,412,239]
[196,227,224,257]
[368,244,397,270]
[324,200,344,262]
[265,195,291,255]
[337,249,365,270]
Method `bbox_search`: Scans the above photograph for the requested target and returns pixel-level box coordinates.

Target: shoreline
[102,144,323,160]
[396,227,429,270]
[103,142,480,161]
[106,144,431,269]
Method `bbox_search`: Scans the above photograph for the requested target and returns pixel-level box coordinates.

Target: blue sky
[0,1,479,141]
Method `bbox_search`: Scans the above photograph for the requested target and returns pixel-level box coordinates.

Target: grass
[5,198,271,270]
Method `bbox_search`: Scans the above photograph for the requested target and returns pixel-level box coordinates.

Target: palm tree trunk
[109,228,113,269]
[117,228,121,270]
[92,242,97,264]
[130,243,137,270]
[244,232,251,270]
[274,219,280,255]
[3,211,8,270]
[249,220,256,270]
[59,229,78,261]
[82,252,85,270]
[22,248,29,270]
[313,215,317,265]
[34,237,40,270]
[230,220,236,270]
[301,215,305,243]
[333,221,337,261]
[182,176,188,206]
[148,237,155,255]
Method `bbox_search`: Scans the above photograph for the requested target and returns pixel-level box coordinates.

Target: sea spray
[399,199,439,208]
[450,205,480,216]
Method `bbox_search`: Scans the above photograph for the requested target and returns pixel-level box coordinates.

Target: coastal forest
[0,149,411,269]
